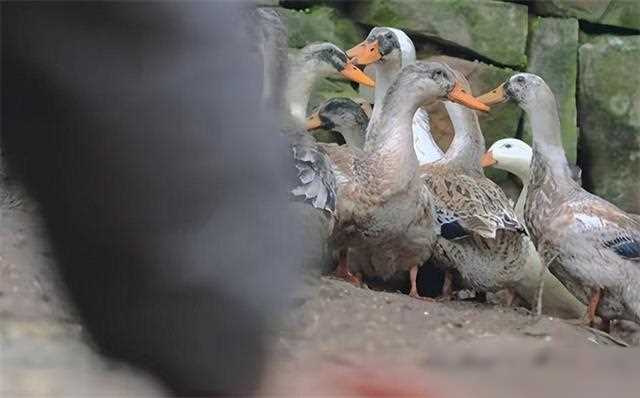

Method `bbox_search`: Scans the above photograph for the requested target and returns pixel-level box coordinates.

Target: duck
[347,27,445,164]
[478,73,640,327]
[481,138,588,317]
[306,97,370,149]
[413,72,528,303]
[255,13,378,275]
[312,62,488,298]
[303,96,586,316]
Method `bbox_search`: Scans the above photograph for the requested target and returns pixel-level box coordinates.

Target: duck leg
[409,266,433,301]
[566,288,603,328]
[436,270,454,301]
[505,288,517,307]
[333,249,361,286]
[584,287,602,326]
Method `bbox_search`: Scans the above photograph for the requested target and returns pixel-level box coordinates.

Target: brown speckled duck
[479,73,640,327]
[320,62,489,298]
[419,75,529,302]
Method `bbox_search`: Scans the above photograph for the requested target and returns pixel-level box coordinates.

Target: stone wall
[272,0,640,213]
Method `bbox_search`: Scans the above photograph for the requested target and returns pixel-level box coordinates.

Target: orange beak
[305,112,323,130]
[346,40,382,65]
[476,83,508,106]
[480,150,497,167]
[339,62,375,87]
[447,82,490,112]
[359,101,373,118]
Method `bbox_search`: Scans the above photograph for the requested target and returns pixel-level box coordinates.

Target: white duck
[347,27,445,164]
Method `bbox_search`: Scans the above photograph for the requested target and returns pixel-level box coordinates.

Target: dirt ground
[2,181,640,397]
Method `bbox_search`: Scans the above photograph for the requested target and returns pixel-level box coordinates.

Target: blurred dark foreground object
[2,2,304,395]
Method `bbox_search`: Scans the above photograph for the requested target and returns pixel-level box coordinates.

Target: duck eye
[516,76,525,83]
[504,144,512,148]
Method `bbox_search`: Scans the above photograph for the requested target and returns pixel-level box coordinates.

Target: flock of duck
[259,12,640,330]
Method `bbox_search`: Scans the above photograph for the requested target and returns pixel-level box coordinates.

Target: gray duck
[479,73,640,327]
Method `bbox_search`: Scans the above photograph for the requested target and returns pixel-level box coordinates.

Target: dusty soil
[2,180,640,397]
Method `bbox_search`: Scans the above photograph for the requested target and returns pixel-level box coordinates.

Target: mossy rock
[281,6,364,50]
[353,0,528,67]
[579,35,640,213]
[531,0,609,21]
[598,1,640,31]
[532,0,640,31]
[523,17,579,163]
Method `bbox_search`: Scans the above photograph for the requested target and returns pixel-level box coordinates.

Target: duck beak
[305,112,323,131]
[359,102,373,118]
[480,150,497,167]
[447,82,490,112]
[346,40,382,65]
[477,83,508,106]
[340,62,375,87]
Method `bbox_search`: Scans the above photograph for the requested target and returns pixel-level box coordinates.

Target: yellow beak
[340,62,375,87]
[447,82,490,112]
[476,83,508,106]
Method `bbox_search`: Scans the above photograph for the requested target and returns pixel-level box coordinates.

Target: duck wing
[289,130,337,213]
[425,171,524,240]
[564,193,640,263]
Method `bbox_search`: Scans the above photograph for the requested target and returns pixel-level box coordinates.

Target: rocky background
[269,0,639,213]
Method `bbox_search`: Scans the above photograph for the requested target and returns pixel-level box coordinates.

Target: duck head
[306,98,369,148]
[300,43,375,87]
[419,62,490,111]
[306,98,369,131]
[481,138,533,180]
[383,62,490,113]
[477,73,552,111]
[346,27,408,66]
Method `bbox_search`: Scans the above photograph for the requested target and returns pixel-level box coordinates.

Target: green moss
[530,0,609,21]
[283,6,364,49]
[579,35,640,212]
[599,0,640,31]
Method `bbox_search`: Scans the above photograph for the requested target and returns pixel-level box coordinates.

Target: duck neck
[511,163,531,222]
[369,60,444,165]
[526,93,576,193]
[439,102,485,175]
[510,161,532,185]
[286,56,321,124]
[369,60,401,121]
[338,121,367,150]
[413,107,444,165]
[364,82,422,188]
